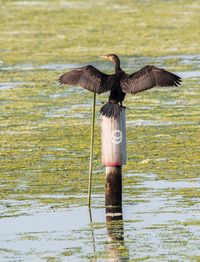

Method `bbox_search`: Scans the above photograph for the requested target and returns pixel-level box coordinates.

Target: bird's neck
[114,58,121,73]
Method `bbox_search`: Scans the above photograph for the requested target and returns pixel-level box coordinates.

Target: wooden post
[101,108,126,207]
[105,166,122,206]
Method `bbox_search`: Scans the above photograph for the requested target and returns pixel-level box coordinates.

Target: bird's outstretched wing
[58,65,111,94]
[121,65,182,94]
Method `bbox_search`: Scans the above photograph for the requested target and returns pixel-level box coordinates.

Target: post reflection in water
[88,207,129,261]
[106,206,129,261]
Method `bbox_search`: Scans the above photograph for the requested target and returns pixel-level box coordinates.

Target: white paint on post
[101,108,126,166]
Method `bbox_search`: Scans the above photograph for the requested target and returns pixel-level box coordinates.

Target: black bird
[59,54,181,118]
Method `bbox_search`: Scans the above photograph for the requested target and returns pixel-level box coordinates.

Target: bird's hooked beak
[99,55,112,61]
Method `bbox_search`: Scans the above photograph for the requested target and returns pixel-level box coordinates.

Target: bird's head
[99,54,119,63]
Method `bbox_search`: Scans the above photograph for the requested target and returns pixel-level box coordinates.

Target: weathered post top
[101,108,126,167]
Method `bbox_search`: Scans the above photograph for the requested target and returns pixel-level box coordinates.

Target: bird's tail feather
[100,102,122,118]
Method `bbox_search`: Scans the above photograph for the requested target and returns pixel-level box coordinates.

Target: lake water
[1,54,200,261]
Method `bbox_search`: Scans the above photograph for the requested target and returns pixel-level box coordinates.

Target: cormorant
[59,54,181,118]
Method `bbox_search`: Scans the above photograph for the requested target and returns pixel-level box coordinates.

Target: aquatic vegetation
[0,0,200,65]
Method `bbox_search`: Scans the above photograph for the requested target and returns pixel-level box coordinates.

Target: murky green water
[1,0,200,261]
[1,175,200,261]
[1,54,200,261]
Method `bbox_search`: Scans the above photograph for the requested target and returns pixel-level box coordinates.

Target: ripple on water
[0,82,32,90]
[178,71,200,78]
[1,54,200,77]
[125,54,200,68]
[1,63,79,71]
[126,119,196,126]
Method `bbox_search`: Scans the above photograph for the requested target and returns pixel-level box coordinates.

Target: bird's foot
[120,105,129,110]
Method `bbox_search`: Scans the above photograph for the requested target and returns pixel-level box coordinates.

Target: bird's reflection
[106,206,129,261]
